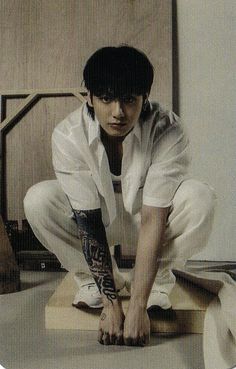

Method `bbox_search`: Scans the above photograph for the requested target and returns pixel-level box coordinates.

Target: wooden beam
[0,88,87,97]
[0,95,3,122]
[0,88,86,218]
[0,215,20,293]
[72,92,86,103]
[0,93,38,132]
[0,90,86,132]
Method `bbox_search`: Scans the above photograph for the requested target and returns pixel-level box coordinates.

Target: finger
[132,337,139,346]
[115,334,124,346]
[138,336,146,347]
[144,333,150,345]
[110,334,116,345]
[124,337,133,346]
[103,332,110,345]
[98,329,104,344]
[130,335,140,346]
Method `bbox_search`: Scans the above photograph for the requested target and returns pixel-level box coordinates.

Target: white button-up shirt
[52,102,191,227]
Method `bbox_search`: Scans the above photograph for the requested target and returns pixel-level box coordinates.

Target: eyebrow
[98,94,137,98]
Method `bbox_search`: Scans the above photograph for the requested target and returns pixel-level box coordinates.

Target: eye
[122,96,136,104]
[99,96,113,104]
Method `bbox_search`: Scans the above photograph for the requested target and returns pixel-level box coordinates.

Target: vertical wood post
[0,215,20,293]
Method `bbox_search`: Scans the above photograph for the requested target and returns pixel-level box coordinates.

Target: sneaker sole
[72,301,103,309]
[147,303,172,312]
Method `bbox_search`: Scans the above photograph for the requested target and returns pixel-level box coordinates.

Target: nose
[112,100,125,120]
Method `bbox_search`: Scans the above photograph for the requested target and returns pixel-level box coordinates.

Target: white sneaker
[147,290,172,311]
[72,281,103,309]
[127,281,172,311]
[73,272,126,309]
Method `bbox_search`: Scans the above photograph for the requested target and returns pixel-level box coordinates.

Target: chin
[107,130,127,137]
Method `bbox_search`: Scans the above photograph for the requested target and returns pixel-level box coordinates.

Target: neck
[101,129,125,146]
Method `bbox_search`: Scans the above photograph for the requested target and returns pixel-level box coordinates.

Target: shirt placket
[98,140,117,226]
[122,132,145,214]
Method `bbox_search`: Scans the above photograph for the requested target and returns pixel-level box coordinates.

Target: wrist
[102,294,121,308]
[129,284,150,309]
[129,295,148,310]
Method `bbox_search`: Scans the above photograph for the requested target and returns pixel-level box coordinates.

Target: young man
[24,46,216,346]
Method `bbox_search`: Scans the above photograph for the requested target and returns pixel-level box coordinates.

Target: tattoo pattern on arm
[73,209,117,303]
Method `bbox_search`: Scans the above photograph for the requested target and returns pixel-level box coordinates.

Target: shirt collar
[131,101,154,145]
[132,120,142,145]
[86,107,101,146]
[123,120,142,146]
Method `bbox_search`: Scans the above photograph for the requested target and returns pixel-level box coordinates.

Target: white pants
[23,179,217,294]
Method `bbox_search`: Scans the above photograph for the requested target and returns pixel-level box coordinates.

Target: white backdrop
[177,0,236,260]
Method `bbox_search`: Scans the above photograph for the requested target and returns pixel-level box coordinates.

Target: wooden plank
[45,272,215,333]
[72,92,86,103]
[0,215,20,293]
[0,93,38,131]
[0,88,86,96]
[0,91,85,133]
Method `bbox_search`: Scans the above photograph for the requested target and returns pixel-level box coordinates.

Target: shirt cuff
[142,195,173,208]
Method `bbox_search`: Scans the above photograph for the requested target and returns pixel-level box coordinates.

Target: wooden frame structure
[0,214,20,293]
[0,88,86,220]
[0,89,85,292]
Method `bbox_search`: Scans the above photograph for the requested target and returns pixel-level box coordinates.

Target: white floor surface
[0,271,205,369]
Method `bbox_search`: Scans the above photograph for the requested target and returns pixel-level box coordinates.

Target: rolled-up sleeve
[143,120,191,208]
[52,130,100,211]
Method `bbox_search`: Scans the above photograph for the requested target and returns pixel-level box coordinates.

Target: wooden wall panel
[0,0,172,104]
[0,0,172,222]
[5,96,81,222]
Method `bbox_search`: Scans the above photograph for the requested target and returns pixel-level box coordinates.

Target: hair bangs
[83,46,154,97]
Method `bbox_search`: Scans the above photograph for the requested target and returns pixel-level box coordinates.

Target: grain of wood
[45,272,215,333]
[0,0,172,222]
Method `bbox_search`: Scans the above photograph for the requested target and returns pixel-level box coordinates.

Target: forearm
[73,208,118,306]
[130,206,169,308]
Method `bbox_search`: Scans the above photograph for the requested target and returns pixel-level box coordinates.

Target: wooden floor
[45,272,215,333]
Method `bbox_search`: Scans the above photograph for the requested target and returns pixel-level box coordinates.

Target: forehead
[96,90,141,98]
[93,85,143,97]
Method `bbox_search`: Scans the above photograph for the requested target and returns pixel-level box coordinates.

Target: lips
[108,124,126,130]
[108,123,126,127]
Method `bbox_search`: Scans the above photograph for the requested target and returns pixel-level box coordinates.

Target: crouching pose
[24,46,217,346]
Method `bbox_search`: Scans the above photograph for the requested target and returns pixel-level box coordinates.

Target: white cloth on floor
[174,265,236,369]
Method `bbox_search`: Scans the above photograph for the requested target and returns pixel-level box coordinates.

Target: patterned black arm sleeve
[73,208,117,303]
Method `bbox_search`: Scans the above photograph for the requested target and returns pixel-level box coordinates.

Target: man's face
[87,92,147,139]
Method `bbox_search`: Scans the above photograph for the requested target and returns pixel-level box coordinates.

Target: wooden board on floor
[45,272,215,333]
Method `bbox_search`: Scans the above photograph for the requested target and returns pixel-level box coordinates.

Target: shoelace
[151,290,168,295]
[81,282,99,291]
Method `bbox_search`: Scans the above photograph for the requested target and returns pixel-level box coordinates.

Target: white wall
[177,0,236,260]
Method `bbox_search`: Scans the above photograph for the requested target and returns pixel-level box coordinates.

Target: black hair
[82,45,154,120]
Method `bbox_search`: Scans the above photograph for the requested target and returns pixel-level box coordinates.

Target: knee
[177,179,217,222]
[23,180,57,218]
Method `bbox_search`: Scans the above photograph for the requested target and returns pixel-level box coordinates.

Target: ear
[86,91,94,107]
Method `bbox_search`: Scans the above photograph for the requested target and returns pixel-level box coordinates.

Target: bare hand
[123,303,150,346]
[98,300,125,345]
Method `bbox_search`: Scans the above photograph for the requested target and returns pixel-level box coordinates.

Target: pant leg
[23,179,90,274]
[154,179,217,294]
[105,192,140,256]
[105,178,217,295]
[23,180,127,285]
